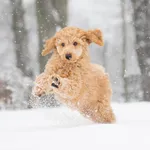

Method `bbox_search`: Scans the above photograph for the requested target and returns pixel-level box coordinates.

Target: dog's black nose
[65,53,72,60]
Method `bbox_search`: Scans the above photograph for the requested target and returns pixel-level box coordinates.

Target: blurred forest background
[0,0,150,110]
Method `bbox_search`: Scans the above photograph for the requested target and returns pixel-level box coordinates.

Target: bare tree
[131,0,150,101]
[121,0,128,102]
[11,0,33,78]
[36,0,68,73]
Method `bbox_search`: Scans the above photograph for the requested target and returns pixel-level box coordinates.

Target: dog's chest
[55,64,77,78]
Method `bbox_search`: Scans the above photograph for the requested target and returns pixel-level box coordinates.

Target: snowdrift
[0,103,150,150]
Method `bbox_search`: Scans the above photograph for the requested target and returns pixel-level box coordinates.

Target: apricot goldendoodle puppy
[32,27,116,123]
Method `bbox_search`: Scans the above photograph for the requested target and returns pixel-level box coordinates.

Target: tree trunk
[11,0,33,78]
[36,0,67,73]
[131,0,150,101]
[121,0,128,102]
[52,0,68,28]
[36,0,56,73]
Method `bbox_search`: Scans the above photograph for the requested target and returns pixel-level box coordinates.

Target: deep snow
[0,103,150,150]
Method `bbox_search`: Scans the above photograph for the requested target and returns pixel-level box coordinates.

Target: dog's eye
[61,43,65,47]
[73,42,78,46]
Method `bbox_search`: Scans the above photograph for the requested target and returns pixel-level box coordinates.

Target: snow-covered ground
[0,103,150,150]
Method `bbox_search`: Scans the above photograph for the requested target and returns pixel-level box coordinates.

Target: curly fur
[32,27,116,123]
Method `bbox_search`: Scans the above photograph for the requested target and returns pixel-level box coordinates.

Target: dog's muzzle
[65,53,72,60]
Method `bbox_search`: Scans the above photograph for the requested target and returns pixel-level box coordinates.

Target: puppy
[32,27,116,123]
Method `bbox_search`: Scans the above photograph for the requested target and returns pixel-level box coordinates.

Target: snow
[0,103,150,150]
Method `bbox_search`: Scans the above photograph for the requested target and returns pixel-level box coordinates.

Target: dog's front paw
[51,75,61,89]
[32,85,45,97]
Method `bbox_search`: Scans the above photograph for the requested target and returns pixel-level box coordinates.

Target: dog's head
[42,27,104,63]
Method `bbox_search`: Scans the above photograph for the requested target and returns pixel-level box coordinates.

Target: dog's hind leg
[89,102,116,123]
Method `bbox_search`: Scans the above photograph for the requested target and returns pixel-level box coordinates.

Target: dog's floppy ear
[85,29,104,46]
[41,37,56,56]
